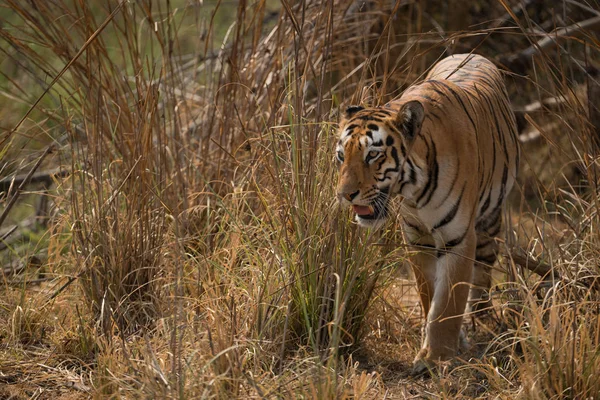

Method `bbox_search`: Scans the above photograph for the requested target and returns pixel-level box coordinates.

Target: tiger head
[336,100,425,228]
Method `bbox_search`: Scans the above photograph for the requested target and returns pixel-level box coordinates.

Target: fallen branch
[2,259,27,276]
[518,96,568,113]
[2,255,43,277]
[0,373,19,384]
[504,16,600,72]
[491,0,537,29]
[0,224,18,242]
[518,121,562,143]
[0,218,38,252]
[45,274,79,305]
[509,250,559,280]
[588,67,600,150]
[8,277,52,287]
[0,167,68,194]
[0,145,54,229]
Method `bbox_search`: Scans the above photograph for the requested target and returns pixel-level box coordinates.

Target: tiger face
[336,101,424,228]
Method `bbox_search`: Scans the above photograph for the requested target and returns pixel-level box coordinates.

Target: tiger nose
[343,190,360,202]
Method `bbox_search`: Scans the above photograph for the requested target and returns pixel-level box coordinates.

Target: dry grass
[0,0,600,398]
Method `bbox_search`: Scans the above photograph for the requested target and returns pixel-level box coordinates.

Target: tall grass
[1,0,600,398]
[1,0,393,396]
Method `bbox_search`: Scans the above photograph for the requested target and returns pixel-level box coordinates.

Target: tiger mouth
[352,188,389,221]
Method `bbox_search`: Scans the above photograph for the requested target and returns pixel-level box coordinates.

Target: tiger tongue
[353,205,374,216]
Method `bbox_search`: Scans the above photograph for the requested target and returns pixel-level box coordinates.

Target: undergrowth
[0,0,599,398]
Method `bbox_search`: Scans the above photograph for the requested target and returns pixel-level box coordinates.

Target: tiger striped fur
[335,54,519,372]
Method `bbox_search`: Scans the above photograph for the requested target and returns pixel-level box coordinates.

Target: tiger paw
[411,348,436,376]
[411,357,434,376]
[411,345,458,376]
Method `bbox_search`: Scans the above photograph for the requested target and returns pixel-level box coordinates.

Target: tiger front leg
[412,227,476,374]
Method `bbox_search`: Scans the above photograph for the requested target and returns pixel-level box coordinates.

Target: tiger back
[335,53,519,372]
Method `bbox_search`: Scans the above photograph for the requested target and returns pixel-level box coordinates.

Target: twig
[45,274,79,304]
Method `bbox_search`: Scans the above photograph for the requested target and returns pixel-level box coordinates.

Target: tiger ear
[396,100,424,140]
[344,105,364,119]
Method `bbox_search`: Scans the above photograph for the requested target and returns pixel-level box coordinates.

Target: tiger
[335,53,519,373]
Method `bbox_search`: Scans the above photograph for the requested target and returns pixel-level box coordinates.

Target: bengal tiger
[335,53,519,373]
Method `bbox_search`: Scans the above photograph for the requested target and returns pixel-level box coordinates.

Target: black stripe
[416,141,438,207]
[476,74,501,92]
[433,81,477,130]
[397,181,408,194]
[429,86,453,101]
[496,94,519,153]
[499,165,508,204]
[378,155,397,175]
[373,111,392,117]
[356,116,383,122]
[469,85,489,197]
[480,192,491,216]
[375,168,398,182]
[436,156,461,208]
[476,205,501,231]
[391,146,399,165]
[476,238,493,249]
[481,91,510,163]
[375,156,387,170]
[487,122,497,199]
[444,232,467,248]
[414,93,437,103]
[478,184,487,204]
[475,253,497,265]
[433,184,465,230]
[487,222,501,238]
[400,143,407,157]
[437,229,468,257]
[425,112,443,123]
[415,141,433,204]
[480,168,508,227]
[420,157,439,208]
[407,158,417,184]
[404,220,424,234]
